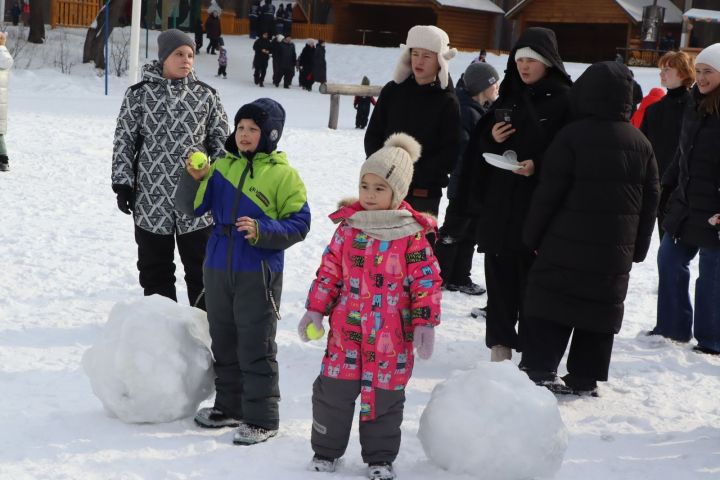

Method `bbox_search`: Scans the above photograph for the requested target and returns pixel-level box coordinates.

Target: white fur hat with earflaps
[392,25,457,89]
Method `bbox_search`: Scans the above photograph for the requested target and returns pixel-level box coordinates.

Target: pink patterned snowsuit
[306,201,442,420]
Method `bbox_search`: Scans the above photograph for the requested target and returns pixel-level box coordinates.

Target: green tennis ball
[306,323,325,341]
[190,151,208,170]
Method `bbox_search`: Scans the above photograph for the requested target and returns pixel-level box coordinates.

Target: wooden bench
[319,83,383,129]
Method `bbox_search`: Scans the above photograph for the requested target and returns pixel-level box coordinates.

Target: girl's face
[162,45,194,80]
[660,66,684,89]
[410,48,440,85]
[516,57,547,85]
[359,173,393,211]
[695,63,720,95]
[235,118,262,153]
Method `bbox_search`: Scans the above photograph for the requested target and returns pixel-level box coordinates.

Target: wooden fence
[51,0,101,28]
[199,9,334,41]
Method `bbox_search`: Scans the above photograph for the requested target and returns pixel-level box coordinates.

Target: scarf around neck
[345,209,424,241]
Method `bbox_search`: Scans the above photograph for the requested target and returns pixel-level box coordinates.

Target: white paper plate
[482,152,522,171]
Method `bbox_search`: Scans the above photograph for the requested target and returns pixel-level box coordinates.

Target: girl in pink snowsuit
[298,133,442,480]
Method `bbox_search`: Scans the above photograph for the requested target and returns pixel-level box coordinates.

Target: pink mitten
[298,310,324,342]
[413,325,435,360]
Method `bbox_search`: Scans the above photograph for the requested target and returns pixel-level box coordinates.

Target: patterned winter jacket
[111,62,229,235]
[306,201,442,421]
[176,149,310,274]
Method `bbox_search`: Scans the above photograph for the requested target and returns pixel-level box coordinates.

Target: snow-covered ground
[1,26,718,480]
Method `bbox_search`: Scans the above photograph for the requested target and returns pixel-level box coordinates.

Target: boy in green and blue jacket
[176,97,310,445]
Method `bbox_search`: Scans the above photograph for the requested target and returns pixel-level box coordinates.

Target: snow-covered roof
[614,0,683,24]
[507,0,682,23]
[684,8,720,23]
[434,0,504,14]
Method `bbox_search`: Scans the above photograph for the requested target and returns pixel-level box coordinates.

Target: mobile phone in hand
[495,109,513,124]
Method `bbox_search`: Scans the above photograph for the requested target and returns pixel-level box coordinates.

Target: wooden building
[506,0,683,63]
[330,0,504,50]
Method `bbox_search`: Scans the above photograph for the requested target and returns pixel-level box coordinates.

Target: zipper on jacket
[226,159,254,275]
[262,260,282,321]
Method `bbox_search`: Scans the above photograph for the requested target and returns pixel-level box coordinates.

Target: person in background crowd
[217,45,228,78]
[312,39,327,91]
[297,39,315,91]
[282,3,293,36]
[354,75,376,129]
[435,62,500,297]
[0,33,13,172]
[259,0,276,37]
[651,43,720,356]
[274,34,296,88]
[193,17,203,54]
[365,25,460,221]
[519,61,658,397]
[640,50,695,239]
[111,30,229,311]
[253,31,272,87]
[204,10,221,54]
[248,0,260,39]
[275,4,285,38]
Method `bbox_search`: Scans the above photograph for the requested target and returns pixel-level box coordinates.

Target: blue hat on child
[225,98,286,155]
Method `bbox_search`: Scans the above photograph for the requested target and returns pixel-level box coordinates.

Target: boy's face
[359,173,393,211]
[235,118,262,153]
[516,57,547,85]
[163,45,194,80]
[410,48,440,85]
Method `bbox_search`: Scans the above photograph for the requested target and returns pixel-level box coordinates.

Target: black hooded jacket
[456,27,572,253]
[522,61,659,334]
[662,86,720,247]
[364,76,460,196]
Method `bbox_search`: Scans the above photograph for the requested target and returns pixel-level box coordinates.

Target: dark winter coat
[447,82,489,200]
[259,2,276,34]
[364,77,460,196]
[522,61,659,334]
[640,86,691,180]
[456,27,572,253]
[276,40,297,70]
[298,44,314,75]
[313,44,327,84]
[253,37,272,69]
[662,86,720,248]
[204,14,221,41]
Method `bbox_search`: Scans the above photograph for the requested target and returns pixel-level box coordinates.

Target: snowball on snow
[418,361,568,479]
[82,295,215,423]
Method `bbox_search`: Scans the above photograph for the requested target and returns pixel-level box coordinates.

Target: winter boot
[470,306,487,319]
[368,462,395,480]
[194,407,242,428]
[446,282,486,296]
[490,345,512,362]
[0,155,8,172]
[232,423,278,445]
[310,454,338,472]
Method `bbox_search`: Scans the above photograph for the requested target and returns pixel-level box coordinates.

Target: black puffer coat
[522,61,659,334]
[662,87,720,248]
[313,43,327,83]
[640,86,691,178]
[456,27,572,253]
[364,76,460,196]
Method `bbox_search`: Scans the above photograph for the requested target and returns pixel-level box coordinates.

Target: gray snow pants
[204,266,282,430]
[311,376,405,464]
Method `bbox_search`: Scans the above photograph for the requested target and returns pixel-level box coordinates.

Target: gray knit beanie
[463,62,499,96]
[158,29,196,65]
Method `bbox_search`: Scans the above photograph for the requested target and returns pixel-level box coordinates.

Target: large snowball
[418,361,567,479]
[83,295,215,423]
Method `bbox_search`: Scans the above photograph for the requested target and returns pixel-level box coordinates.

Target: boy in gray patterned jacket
[111,29,229,310]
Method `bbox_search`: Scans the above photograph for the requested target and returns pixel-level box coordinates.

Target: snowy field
[0,26,719,479]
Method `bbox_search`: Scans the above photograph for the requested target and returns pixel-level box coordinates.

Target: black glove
[113,185,134,215]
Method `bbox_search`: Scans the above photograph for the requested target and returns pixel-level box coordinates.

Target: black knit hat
[225,98,286,155]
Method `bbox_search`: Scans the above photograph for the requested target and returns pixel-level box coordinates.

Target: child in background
[0,32,13,172]
[176,98,311,445]
[217,46,228,78]
[298,133,441,480]
[353,76,376,129]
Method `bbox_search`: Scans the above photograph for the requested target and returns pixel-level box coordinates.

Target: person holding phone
[456,27,572,362]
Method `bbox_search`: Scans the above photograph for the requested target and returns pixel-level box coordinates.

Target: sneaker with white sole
[446,282,486,296]
[470,306,487,318]
[232,423,278,445]
[368,462,395,480]
[310,454,338,472]
[194,407,241,428]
